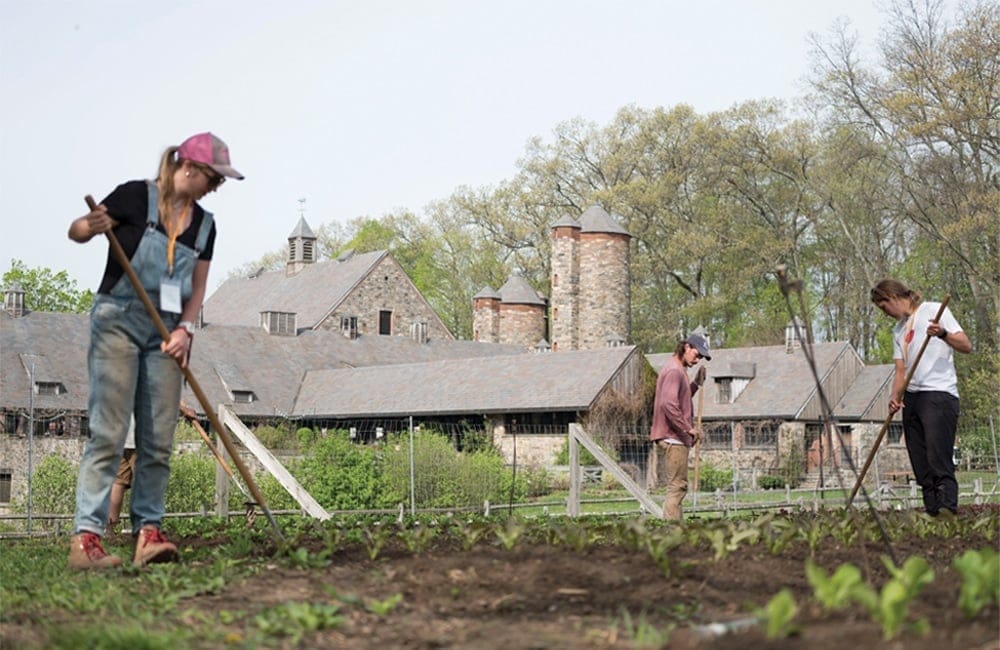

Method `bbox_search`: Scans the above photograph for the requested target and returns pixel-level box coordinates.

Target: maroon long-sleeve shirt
[650,357,700,447]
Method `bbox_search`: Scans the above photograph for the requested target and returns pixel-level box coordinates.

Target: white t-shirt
[892,301,962,397]
[124,417,136,450]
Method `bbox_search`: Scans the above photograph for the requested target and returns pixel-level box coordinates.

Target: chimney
[785,318,803,353]
[4,281,25,318]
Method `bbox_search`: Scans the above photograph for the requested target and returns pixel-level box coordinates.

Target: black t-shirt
[95,180,217,294]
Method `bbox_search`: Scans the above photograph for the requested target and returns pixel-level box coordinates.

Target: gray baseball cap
[686,334,712,361]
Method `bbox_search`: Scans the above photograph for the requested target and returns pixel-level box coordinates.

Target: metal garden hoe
[84,195,284,542]
[847,296,950,508]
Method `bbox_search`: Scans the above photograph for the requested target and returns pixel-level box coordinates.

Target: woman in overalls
[66,132,243,569]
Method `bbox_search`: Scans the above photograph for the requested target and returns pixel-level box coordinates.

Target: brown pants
[659,442,689,521]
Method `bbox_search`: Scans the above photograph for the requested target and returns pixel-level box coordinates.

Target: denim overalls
[74,181,214,535]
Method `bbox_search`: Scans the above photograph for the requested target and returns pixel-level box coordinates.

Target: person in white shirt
[871,279,972,516]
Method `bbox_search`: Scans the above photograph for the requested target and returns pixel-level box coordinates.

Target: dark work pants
[902,391,959,515]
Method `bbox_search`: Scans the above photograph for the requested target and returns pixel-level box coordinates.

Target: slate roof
[294,346,640,418]
[578,205,630,236]
[201,250,387,329]
[646,342,889,421]
[287,217,315,239]
[498,275,546,305]
[1,311,92,411]
[833,364,895,420]
[0,311,526,418]
[551,215,581,229]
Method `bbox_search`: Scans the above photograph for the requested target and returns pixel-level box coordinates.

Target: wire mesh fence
[1,412,997,536]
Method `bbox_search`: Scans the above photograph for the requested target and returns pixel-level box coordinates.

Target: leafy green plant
[254,601,343,645]
[642,527,683,578]
[17,454,76,517]
[296,426,317,448]
[953,548,999,618]
[760,588,799,639]
[806,560,867,611]
[165,452,223,513]
[494,517,526,551]
[396,521,438,553]
[365,593,403,616]
[856,556,934,640]
[362,523,393,561]
[696,463,733,491]
[285,546,332,569]
[616,607,673,647]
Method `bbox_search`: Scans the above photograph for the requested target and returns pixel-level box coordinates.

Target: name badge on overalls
[160,276,182,314]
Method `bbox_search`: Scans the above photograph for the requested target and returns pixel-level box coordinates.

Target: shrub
[296,431,385,510]
[253,424,298,450]
[16,455,76,515]
[295,427,317,449]
[697,463,734,491]
[553,437,602,466]
[380,430,542,508]
[165,451,218,513]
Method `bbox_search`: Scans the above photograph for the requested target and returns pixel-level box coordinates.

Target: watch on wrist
[937,329,948,340]
[177,321,195,337]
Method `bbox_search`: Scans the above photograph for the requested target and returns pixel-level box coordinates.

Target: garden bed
[1,505,997,648]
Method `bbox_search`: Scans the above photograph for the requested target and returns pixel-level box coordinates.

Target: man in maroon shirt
[651,334,710,520]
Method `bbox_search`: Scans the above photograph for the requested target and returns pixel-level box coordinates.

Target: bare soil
[3,507,998,649]
[181,507,999,649]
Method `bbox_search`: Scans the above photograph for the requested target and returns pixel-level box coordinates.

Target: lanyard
[164,202,190,276]
[901,309,918,367]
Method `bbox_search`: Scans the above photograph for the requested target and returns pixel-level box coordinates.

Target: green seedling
[254,601,343,645]
[616,607,673,648]
[362,524,393,561]
[494,518,526,551]
[397,522,437,553]
[861,556,934,640]
[366,593,404,617]
[760,588,799,639]
[806,559,869,611]
[953,548,999,618]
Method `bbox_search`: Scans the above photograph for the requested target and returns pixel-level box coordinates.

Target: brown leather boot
[68,532,123,570]
[133,526,178,567]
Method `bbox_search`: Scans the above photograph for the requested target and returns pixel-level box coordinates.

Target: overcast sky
[2,0,903,296]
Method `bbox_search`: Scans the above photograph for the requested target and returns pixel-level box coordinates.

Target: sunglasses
[193,164,225,189]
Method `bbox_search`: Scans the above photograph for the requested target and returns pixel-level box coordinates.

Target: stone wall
[319,256,452,340]
[472,297,500,343]
[0,436,87,513]
[577,232,630,349]
[494,430,564,467]
[549,227,579,351]
[498,303,546,349]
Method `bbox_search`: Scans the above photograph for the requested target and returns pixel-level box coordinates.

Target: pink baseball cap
[177,132,244,180]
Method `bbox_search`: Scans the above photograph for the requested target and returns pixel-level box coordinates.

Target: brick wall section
[549,226,579,352]
[317,256,452,340]
[577,232,630,349]
[473,297,500,343]
[499,303,546,349]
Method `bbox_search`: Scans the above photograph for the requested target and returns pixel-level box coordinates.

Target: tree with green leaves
[1,259,93,313]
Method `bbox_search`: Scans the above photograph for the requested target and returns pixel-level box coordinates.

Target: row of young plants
[2,506,996,647]
[271,507,998,642]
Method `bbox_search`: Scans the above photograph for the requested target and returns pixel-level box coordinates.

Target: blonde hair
[155,145,191,229]
[870,279,922,308]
